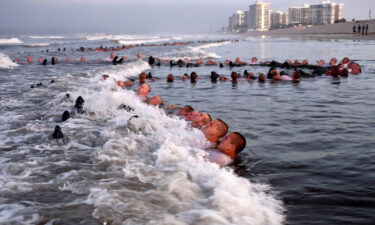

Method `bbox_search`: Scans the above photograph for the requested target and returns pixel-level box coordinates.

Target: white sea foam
[0,204,40,224]
[96,60,151,81]
[117,38,170,45]
[25,43,51,47]
[193,41,232,50]
[0,53,18,69]
[23,35,65,39]
[81,34,160,41]
[0,38,23,45]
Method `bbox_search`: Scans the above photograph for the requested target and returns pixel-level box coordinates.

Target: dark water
[1,32,375,225]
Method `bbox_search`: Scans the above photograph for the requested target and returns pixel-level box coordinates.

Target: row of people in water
[113,60,360,89]
[14,54,361,77]
[148,55,361,72]
[52,74,246,166]
[37,39,235,54]
[134,82,246,166]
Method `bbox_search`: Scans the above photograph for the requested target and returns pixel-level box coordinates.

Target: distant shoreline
[239,20,375,40]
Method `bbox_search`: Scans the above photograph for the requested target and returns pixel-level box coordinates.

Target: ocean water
[0,31,374,225]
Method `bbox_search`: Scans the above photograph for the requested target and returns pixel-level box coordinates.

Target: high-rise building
[334,3,344,22]
[290,1,344,25]
[271,11,288,28]
[288,4,310,25]
[249,1,271,31]
[228,10,245,32]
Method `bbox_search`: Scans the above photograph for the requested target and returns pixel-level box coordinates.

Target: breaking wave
[0,53,18,69]
[0,38,23,45]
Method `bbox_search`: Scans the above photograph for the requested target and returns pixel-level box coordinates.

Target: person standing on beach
[353,25,357,35]
[358,24,362,35]
[362,25,366,36]
[365,24,369,36]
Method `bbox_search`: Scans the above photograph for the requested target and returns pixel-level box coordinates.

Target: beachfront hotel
[248,1,271,31]
[270,11,289,29]
[228,10,246,32]
[227,1,344,32]
[289,1,344,25]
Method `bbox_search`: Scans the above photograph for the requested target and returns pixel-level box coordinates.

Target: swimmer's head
[167,74,174,82]
[348,62,361,75]
[231,71,238,80]
[258,73,266,82]
[292,71,301,81]
[139,72,147,84]
[178,105,194,116]
[192,112,212,128]
[218,132,246,159]
[330,58,337,65]
[147,95,163,106]
[137,83,151,97]
[342,57,350,64]
[191,72,198,80]
[202,119,228,142]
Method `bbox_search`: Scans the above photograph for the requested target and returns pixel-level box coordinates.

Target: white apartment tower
[288,4,310,25]
[308,1,344,25]
[249,1,271,31]
[271,11,288,28]
[228,10,245,32]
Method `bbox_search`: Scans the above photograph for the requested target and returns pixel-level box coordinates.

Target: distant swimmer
[117,56,124,64]
[210,71,219,82]
[148,56,155,66]
[51,57,56,65]
[112,56,119,65]
[190,72,198,83]
[74,96,85,114]
[61,111,70,122]
[166,74,174,83]
[42,59,48,66]
[147,72,153,79]
[231,71,239,83]
[258,73,266,82]
[52,125,65,143]
[139,72,147,84]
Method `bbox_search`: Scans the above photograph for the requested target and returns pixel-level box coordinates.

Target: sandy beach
[244,20,375,40]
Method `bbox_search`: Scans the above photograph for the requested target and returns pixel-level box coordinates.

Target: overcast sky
[0,0,374,34]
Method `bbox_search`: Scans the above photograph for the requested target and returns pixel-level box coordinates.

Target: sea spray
[0,53,18,69]
[0,38,23,45]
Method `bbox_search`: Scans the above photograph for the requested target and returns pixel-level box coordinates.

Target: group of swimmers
[100,74,247,166]
[112,56,362,89]
[72,39,235,53]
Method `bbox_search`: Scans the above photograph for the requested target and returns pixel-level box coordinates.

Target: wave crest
[0,53,18,69]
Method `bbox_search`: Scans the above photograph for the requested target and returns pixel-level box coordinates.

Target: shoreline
[238,20,375,40]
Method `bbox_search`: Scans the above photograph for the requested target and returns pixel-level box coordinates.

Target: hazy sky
[0,0,374,34]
